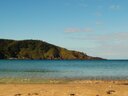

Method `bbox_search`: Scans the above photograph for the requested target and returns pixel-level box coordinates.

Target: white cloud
[110,5,120,10]
[69,32,128,41]
[96,21,103,25]
[83,28,93,32]
[64,28,80,33]
[68,32,128,59]
[97,32,128,41]
[95,12,102,16]
[65,28,93,33]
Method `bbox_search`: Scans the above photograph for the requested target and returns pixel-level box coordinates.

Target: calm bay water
[0,60,128,81]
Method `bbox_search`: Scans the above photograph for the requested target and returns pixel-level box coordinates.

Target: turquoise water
[0,60,128,80]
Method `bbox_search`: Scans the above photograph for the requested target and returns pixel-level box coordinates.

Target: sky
[0,0,128,59]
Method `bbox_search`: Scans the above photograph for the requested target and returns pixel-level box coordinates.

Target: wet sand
[0,80,128,96]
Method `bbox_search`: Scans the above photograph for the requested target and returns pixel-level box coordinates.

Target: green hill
[0,39,103,60]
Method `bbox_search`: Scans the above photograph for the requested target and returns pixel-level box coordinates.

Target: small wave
[0,69,59,72]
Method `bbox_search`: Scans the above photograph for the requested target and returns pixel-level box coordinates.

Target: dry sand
[0,80,128,96]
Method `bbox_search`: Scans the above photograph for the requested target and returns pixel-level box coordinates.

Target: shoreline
[0,78,128,84]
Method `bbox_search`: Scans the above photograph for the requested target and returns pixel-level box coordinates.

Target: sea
[0,60,128,83]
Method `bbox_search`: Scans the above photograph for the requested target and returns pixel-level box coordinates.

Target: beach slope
[0,80,127,96]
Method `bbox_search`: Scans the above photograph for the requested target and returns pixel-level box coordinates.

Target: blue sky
[0,0,128,59]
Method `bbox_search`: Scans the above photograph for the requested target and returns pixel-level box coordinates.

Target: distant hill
[0,39,103,60]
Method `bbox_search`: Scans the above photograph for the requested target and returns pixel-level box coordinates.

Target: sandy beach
[0,80,128,96]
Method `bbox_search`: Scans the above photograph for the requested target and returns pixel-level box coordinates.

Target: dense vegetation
[0,39,103,60]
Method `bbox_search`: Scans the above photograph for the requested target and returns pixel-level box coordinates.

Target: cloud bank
[68,32,128,59]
